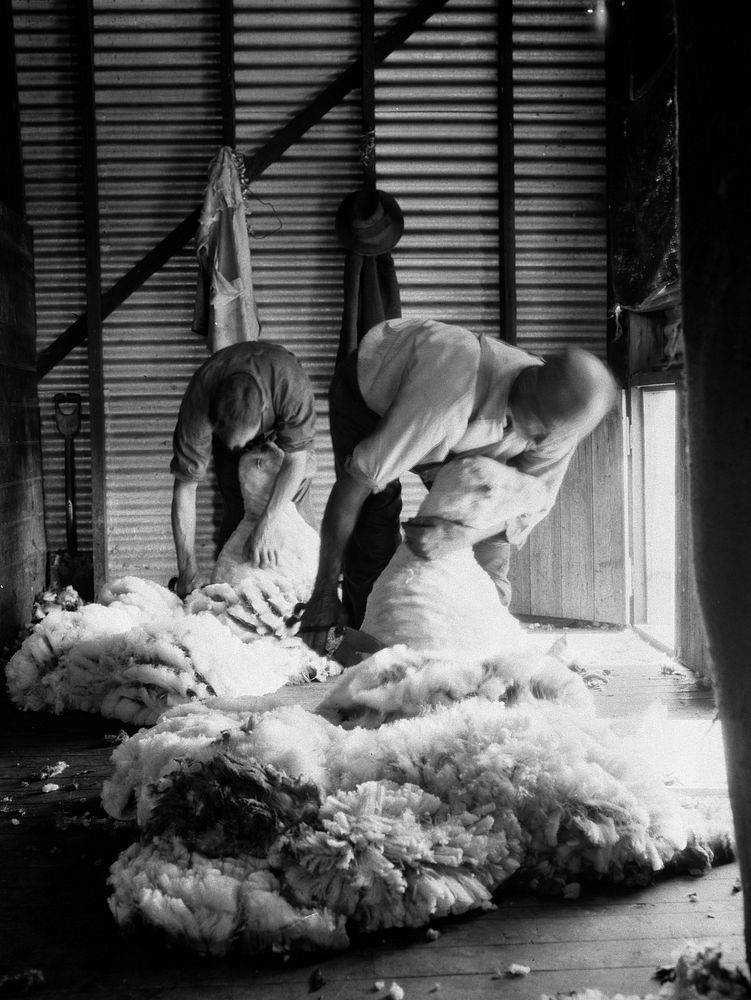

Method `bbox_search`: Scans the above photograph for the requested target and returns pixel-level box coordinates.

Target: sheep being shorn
[212,444,319,603]
[321,456,587,725]
[360,456,548,659]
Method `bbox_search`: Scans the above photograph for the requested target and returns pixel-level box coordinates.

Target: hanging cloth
[192,146,261,353]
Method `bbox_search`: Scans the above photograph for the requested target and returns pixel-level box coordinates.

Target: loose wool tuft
[540,944,751,1000]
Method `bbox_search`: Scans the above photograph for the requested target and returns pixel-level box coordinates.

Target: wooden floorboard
[0,627,744,999]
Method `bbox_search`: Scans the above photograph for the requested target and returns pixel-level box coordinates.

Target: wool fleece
[5,576,334,726]
[104,650,733,958]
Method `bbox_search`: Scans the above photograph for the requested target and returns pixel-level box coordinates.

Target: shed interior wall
[10,0,624,624]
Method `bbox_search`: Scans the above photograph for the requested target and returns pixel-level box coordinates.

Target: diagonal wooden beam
[37,0,452,378]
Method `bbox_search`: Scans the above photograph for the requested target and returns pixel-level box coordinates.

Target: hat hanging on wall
[335,188,404,256]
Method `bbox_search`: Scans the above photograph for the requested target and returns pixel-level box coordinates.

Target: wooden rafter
[75,0,108,588]
[219,0,236,148]
[497,0,516,345]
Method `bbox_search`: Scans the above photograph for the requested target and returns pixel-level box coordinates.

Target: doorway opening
[628,378,678,652]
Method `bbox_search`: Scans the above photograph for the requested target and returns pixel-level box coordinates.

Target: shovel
[48,392,94,600]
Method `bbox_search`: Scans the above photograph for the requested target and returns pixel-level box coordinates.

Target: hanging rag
[192,146,261,353]
[335,188,403,368]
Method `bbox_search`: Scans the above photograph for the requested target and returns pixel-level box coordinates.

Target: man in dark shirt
[170,341,316,597]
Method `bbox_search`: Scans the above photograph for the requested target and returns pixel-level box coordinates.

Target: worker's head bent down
[211,372,267,453]
[509,347,618,444]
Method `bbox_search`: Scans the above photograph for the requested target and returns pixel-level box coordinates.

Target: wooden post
[75,0,108,592]
[360,0,377,201]
[497,0,516,344]
[676,0,751,964]
[219,0,236,149]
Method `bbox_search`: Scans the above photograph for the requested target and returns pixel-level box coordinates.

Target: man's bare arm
[245,449,310,567]
[299,470,372,654]
[171,479,201,597]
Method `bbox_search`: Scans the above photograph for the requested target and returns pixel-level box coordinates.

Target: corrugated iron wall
[507,0,625,623]
[13,0,91,560]
[12,0,621,619]
[93,0,224,582]
[234,0,503,533]
[233,0,364,529]
[513,0,607,358]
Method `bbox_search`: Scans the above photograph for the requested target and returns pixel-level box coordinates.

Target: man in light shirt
[300,318,618,652]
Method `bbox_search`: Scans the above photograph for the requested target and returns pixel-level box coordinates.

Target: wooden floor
[0,627,745,1000]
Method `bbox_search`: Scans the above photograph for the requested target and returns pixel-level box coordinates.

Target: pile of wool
[5,576,334,726]
[361,457,548,657]
[318,637,593,726]
[104,686,733,957]
[212,446,319,602]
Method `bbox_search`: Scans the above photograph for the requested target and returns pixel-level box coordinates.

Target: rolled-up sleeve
[504,433,578,546]
[347,367,476,492]
[273,363,317,453]
[170,380,214,482]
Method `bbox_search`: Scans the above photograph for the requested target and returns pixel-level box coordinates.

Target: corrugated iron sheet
[13,0,91,560]
[513,0,608,356]
[91,0,223,582]
[13,0,608,590]
[235,0,503,536]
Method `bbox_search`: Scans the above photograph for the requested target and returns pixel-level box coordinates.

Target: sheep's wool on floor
[5,576,335,726]
[99,456,732,956]
[105,644,733,958]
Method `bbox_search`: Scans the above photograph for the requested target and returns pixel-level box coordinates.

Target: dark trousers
[329,355,403,627]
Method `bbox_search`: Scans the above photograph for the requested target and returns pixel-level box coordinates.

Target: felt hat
[335,188,404,255]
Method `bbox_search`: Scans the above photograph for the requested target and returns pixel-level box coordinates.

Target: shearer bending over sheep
[170,341,317,598]
[300,317,618,654]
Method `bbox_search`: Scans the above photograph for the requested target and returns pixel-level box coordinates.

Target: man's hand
[299,591,349,656]
[175,568,208,599]
[243,513,280,568]
[402,515,470,560]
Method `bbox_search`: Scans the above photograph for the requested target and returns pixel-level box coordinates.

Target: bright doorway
[628,378,678,651]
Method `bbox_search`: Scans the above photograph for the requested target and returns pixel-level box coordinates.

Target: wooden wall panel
[510,403,627,624]
[0,201,45,646]
[592,401,628,621]
[675,386,712,678]
[524,485,563,617]
[10,0,622,620]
